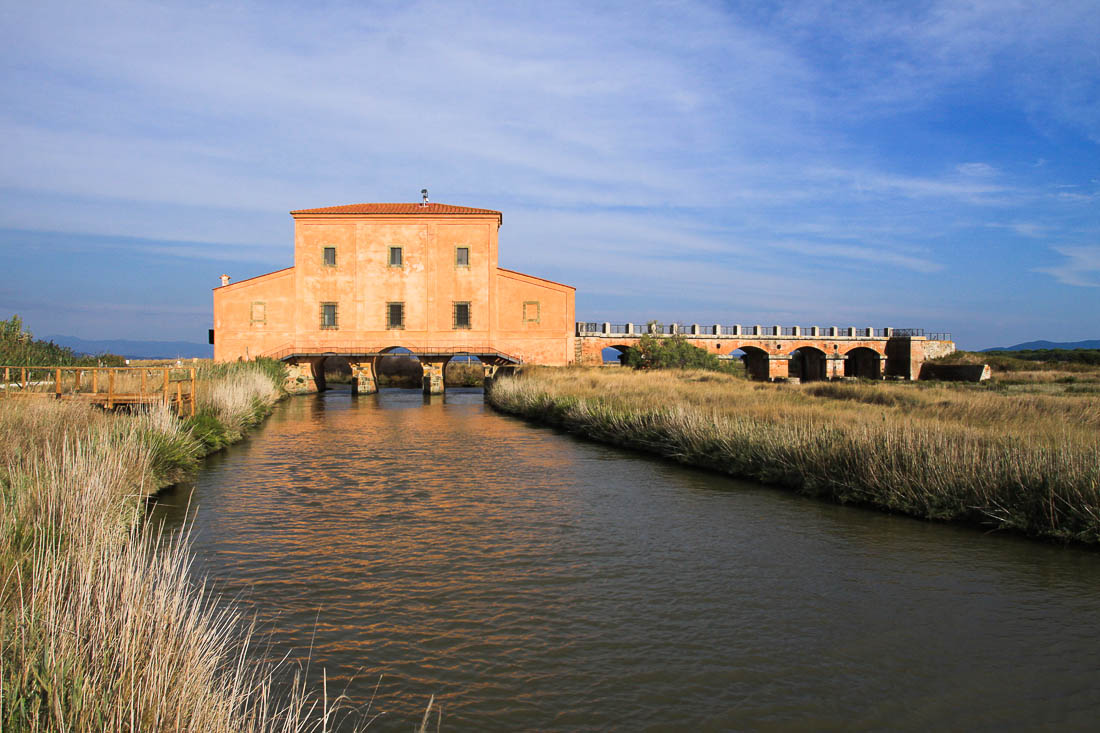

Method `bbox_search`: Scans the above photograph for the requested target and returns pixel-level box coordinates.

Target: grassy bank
[488,367,1100,543]
[0,359,354,730]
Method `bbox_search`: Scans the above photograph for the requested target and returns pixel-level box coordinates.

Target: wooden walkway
[1,366,197,416]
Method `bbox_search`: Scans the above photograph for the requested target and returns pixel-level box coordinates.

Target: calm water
[151,388,1100,731]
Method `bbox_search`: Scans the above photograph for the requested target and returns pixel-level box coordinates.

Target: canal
[151,387,1100,730]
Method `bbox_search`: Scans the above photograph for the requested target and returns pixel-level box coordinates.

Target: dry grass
[0,364,362,731]
[445,361,483,387]
[195,367,282,434]
[489,368,1100,542]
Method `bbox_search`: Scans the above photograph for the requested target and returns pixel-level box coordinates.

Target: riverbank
[487,367,1100,543]
[0,359,340,730]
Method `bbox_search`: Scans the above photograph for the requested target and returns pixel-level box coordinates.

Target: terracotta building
[212,200,575,392]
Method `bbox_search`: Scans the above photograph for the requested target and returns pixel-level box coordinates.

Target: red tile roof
[290,203,502,217]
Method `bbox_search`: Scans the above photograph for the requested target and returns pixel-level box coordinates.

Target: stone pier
[350,358,377,395]
[422,359,446,395]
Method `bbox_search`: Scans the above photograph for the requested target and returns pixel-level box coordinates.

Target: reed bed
[0,361,357,731]
[488,368,1100,542]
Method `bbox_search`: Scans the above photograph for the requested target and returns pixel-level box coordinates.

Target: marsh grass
[0,361,367,731]
[445,362,483,387]
[489,368,1100,542]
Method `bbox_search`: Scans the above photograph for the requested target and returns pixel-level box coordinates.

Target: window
[453,301,471,329]
[387,302,405,329]
[388,247,403,267]
[323,247,336,267]
[320,302,338,330]
[455,247,469,267]
[523,300,540,324]
[250,301,267,325]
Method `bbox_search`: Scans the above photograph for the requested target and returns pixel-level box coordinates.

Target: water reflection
[152,387,1100,731]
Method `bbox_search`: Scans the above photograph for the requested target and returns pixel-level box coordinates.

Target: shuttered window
[453,302,471,329]
[320,302,338,329]
[387,302,405,329]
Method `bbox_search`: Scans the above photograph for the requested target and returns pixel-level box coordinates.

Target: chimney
[420,188,429,207]
[220,274,230,287]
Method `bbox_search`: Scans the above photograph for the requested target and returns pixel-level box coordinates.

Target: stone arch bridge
[263,343,520,395]
[262,324,955,393]
[576,323,955,381]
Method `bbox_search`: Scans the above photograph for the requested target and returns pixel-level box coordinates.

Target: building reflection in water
[150,386,1100,731]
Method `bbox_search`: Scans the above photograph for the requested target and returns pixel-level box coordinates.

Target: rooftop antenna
[420,188,429,206]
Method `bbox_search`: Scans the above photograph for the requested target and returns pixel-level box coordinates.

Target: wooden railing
[0,366,197,417]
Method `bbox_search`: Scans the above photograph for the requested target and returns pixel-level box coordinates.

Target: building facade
[212,202,576,382]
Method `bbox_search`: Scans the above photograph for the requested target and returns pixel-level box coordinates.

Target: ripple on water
[151,388,1100,731]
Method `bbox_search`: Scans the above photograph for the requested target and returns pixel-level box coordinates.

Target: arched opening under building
[445,354,484,386]
[729,346,770,381]
[845,347,882,379]
[790,347,827,382]
[603,345,636,365]
[377,347,423,388]
[316,354,351,391]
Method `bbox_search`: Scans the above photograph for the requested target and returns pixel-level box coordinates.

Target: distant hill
[46,335,213,360]
[984,339,1100,352]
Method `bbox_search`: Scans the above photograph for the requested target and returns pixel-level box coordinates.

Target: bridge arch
[844,346,882,379]
[444,353,485,386]
[316,354,352,391]
[790,346,827,382]
[377,346,423,387]
[602,344,637,365]
[729,346,770,381]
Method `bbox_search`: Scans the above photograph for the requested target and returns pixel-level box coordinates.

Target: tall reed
[488,368,1100,542]
[0,362,358,731]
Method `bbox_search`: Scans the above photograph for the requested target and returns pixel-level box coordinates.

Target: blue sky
[1,0,1097,350]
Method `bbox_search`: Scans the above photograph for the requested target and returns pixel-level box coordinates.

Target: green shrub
[184,411,232,452]
[623,332,739,374]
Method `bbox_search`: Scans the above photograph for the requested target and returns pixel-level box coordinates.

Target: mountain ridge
[983,339,1100,352]
[45,335,213,359]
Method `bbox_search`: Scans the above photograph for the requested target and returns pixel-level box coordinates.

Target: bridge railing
[0,365,196,416]
[261,344,523,364]
[576,323,952,341]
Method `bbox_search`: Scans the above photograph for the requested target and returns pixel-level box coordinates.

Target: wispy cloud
[0,0,1097,345]
[1037,246,1100,287]
[765,240,942,273]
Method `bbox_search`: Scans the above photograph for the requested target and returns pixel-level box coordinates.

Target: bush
[184,412,232,452]
[997,348,1100,366]
[622,333,739,374]
[930,349,1100,374]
